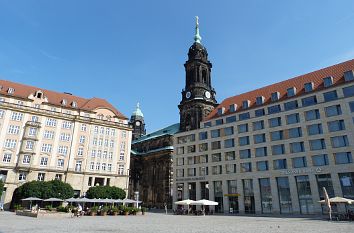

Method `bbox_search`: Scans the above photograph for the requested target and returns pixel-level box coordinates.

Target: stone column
[309,174,321,214]
[270,177,280,214]
[289,176,300,214]
[208,181,215,212]
[237,179,245,214]
[253,178,262,214]
[222,180,229,214]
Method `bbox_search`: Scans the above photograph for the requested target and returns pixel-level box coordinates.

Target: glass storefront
[188,182,196,200]
[276,177,292,213]
[214,181,224,213]
[242,179,255,214]
[295,175,314,214]
[259,178,272,214]
[339,172,354,199]
[316,174,335,199]
[227,180,239,214]
[177,183,184,201]
[200,182,209,200]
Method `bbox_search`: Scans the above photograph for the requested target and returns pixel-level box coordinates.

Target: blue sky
[1,0,354,132]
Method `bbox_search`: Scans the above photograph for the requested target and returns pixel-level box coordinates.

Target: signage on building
[280,167,323,175]
[224,193,240,197]
[176,176,206,182]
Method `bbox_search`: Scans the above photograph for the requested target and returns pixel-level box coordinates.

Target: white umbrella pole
[329,206,332,221]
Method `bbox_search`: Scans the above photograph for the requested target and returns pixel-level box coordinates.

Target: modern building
[0,80,132,209]
[173,59,354,215]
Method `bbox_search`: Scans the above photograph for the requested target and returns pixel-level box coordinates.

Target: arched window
[202,70,207,83]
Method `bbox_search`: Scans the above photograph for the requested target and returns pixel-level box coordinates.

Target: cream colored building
[173,59,354,215]
[0,80,132,209]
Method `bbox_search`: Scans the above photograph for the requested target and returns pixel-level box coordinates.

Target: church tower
[178,17,217,131]
[130,103,146,140]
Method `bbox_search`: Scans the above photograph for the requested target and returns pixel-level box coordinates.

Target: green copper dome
[132,102,144,117]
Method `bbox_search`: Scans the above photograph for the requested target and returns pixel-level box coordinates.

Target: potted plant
[90,206,99,216]
[130,207,139,215]
[141,207,147,215]
[111,207,119,216]
[100,206,110,216]
[122,206,130,216]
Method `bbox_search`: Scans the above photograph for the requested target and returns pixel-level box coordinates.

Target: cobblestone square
[0,212,353,233]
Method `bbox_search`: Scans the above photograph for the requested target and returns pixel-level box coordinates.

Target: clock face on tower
[135,121,141,126]
[186,91,191,99]
[204,91,211,99]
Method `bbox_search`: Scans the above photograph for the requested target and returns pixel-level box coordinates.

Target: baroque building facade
[173,59,354,215]
[0,80,132,209]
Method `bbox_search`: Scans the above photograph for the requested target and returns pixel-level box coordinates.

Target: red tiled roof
[0,79,127,119]
[206,59,354,120]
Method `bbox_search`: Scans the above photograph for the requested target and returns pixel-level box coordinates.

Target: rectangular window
[240,162,252,172]
[288,127,302,138]
[307,123,323,135]
[271,130,283,141]
[238,136,249,146]
[215,119,223,126]
[305,109,320,121]
[37,173,45,181]
[277,177,292,214]
[334,152,353,164]
[25,141,34,150]
[75,161,82,172]
[343,85,354,97]
[187,145,196,153]
[45,118,57,127]
[4,139,17,149]
[301,96,317,107]
[253,120,264,131]
[309,139,326,150]
[349,101,354,112]
[224,139,234,148]
[331,135,349,148]
[224,126,234,136]
[256,96,265,105]
[255,147,267,157]
[290,142,305,153]
[10,112,23,121]
[237,124,248,133]
[79,135,86,144]
[2,153,11,163]
[257,161,268,171]
[304,82,314,92]
[284,100,298,111]
[295,175,314,214]
[242,100,250,109]
[62,121,72,129]
[57,159,64,168]
[41,144,52,153]
[269,117,281,127]
[58,146,68,156]
[272,144,285,155]
[211,153,222,162]
[259,178,272,214]
[225,115,236,123]
[273,159,287,170]
[211,129,221,138]
[271,92,280,101]
[338,172,354,199]
[239,112,250,121]
[239,149,251,159]
[323,90,338,102]
[43,130,54,139]
[22,154,31,164]
[199,131,208,140]
[268,105,281,114]
[28,127,37,136]
[229,104,237,112]
[225,164,237,174]
[0,110,4,118]
[293,157,307,168]
[287,87,296,97]
[211,141,221,150]
[286,113,300,124]
[77,147,84,156]
[323,76,333,87]
[81,124,87,131]
[325,105,342,117]
[328,120,345,132]
[344,71,354,81]
[7,125,20,134]
[225,151,235,161]
[255,108,265,117]
[312,154,329,166]
[253,133,266,144]
[199,143,208,152]
[60,133,71,141]
[40,157,48,166]
[316,174,335,199]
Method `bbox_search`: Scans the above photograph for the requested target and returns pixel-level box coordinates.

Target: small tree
[0,179,4,194]
[86,186,126,199]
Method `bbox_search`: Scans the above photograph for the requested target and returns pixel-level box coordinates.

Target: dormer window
[7,88,14,94]
[323,76,333,87]
[242,100,250,109]
[35,90,43,98]
[271,92,280,102]
[256,96,265,105]
[217,107,225,116]
[344,70,354,82]
[229,104,237,113]
[287,87,296,97]
[304,82,314,92]
[61,99,67,106]
[71,101,77,108]
[98,114,104,120]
